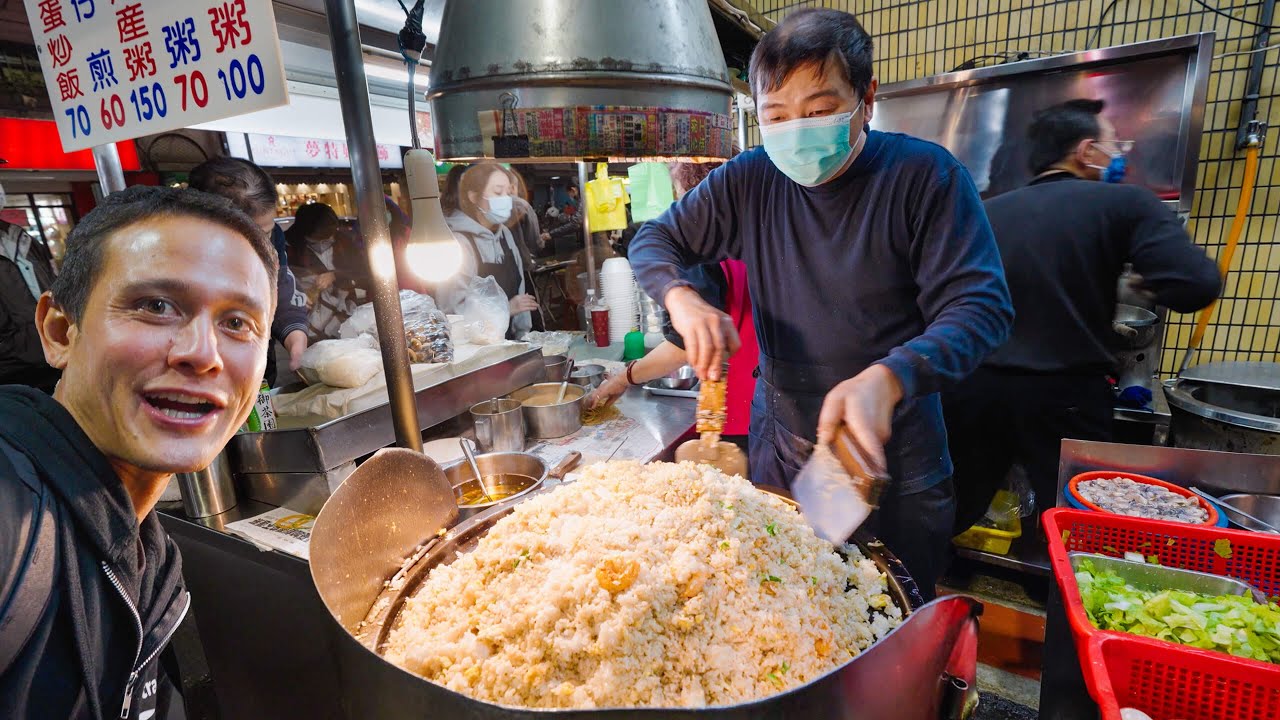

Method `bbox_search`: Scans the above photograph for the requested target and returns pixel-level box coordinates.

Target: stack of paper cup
[600,257,637,343]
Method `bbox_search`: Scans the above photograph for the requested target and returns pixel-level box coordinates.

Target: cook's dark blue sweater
[629,131,1014,491]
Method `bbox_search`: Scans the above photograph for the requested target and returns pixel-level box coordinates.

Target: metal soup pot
[309,449,982,720]
[510,383,585,438]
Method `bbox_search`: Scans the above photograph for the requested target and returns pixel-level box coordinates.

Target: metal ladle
[554,359,575,404]
[459,438,497,504]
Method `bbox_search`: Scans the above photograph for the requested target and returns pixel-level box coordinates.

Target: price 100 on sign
[25,0,289,153]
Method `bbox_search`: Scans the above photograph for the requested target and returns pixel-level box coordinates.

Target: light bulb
[406,240,464,282]
[403,147,464,284]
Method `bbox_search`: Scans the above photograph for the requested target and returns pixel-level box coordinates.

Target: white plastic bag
[300,336,383,389]
[458,276,509,345]
[339,290,439,340]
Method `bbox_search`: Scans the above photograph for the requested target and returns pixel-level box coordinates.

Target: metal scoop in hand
[793,427,888,543]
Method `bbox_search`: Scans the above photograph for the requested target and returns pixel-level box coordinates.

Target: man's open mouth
[144,392,219,420]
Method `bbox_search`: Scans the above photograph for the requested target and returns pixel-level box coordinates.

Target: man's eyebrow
[759,89,844,111]
[121,279,269,316]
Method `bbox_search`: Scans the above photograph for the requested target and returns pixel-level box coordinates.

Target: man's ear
[36,292,76,370]
[1075,138,1097,165]
[863,76,879,124]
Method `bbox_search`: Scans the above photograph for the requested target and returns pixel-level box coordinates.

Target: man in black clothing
[0,219,61,393]
[945,99,1221,531]
[0,186,278,719]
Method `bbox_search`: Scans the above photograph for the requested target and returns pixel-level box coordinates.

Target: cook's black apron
[461,230,523,338]
[749,354,955,600]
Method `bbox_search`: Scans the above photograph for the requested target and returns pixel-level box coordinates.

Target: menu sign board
[237,133,405,170]
[24,0,289,152]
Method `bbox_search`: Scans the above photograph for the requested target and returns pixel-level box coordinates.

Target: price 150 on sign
[25,0,289,153]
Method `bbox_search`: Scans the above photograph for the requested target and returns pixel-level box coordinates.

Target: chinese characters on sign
[236,133,405,170]
[23,0,288,153]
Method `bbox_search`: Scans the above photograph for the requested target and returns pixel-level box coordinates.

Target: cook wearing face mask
[627,8,1014,600]
[943,98,1219,535]
[444,162,541,338]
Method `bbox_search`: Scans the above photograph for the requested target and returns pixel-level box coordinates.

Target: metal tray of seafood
[1068,552,1266,603]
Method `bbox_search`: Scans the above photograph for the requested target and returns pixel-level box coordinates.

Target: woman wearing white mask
[445,162,540,337]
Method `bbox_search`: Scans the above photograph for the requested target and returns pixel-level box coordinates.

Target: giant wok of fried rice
[383,461,902,709]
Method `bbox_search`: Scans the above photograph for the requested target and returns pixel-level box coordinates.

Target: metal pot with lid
[309,449,981,719]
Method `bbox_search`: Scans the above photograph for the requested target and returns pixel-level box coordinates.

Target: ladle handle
[549,451,583,480]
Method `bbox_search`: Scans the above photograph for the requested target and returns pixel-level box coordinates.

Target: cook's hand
[284,330,309,372]
[586,373,627,410]
[508,294,539,315]
[816,364,904,476]
[665,285,739,381]
[539,232,552,248]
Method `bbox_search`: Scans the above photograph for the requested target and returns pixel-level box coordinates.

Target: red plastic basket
[1043,508,1280,720]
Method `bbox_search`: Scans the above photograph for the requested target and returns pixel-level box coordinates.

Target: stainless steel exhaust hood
[428,0,734,161]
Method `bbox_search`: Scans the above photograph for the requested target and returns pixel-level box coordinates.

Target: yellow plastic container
[952,522,1022,555]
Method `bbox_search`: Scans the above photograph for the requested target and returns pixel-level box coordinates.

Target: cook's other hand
[587,373,627,410]
[665,285,739,381]
[315,271,337,292]
[508,294,539,316]
[816,364,904,476]
[284,329,309,372]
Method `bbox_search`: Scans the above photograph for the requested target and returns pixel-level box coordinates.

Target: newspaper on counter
[527,412,662,472]
[225,507,315,560]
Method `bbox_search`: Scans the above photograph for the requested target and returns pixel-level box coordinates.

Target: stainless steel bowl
[440,452,548,521]
[509,382,586,438]
[1218,493,1280,532]
[570,364,605,388]
[657,365,699,391]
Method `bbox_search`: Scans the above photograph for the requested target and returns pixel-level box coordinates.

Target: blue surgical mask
[482,194,513,223]
[1087,141,1132,184]
[760,101,865,186]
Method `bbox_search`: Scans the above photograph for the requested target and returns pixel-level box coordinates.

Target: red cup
[590,306,610,347]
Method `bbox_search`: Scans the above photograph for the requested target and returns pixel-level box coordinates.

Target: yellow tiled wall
[740,0,1279,372]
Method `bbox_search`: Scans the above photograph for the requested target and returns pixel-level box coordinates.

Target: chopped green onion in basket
[1076,560,1280,664]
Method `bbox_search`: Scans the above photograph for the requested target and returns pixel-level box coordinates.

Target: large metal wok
[310,449,982,719]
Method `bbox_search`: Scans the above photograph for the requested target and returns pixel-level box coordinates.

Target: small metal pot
[542,354,569,382]
[469,398,525,452]
[441,451,547,521]
[570,364,605,388]
[509,382,585,438]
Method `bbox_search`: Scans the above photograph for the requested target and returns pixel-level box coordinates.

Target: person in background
[0,186,278,719]
[561,184,581,214]
[626,9,1013,599]
[504,167,550,331]
[588,162,759,452]
[188,157,309,385]
[440,164,467,215]
[945,99,1221,530]
[444,162,541,337]
[285,202,366,340]
[0,216,61,393]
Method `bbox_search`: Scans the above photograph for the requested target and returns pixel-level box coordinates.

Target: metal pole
[578,160,596,296]
[323,0,422,452]
[736,100,748,151]
[91,143,127,195]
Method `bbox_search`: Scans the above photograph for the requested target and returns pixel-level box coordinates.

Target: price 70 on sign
[25,0,289,153]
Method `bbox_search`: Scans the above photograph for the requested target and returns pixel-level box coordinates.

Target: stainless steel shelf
[228,346,545,475]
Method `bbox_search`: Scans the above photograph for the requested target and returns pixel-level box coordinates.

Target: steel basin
[1218,493,1280,533]
[1164,376,1280,455]
[441,451,548,522]
[309,450,981,719]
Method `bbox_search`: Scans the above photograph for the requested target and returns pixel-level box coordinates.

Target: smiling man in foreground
[0,186,277,719]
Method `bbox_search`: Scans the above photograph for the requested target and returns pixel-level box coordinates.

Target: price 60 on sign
[24,0,289,153]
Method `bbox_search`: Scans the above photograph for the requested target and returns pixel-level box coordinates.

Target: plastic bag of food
[339,290,438,340]
[300,336,383,388]
[405,309,454,364]
[458,276,509,345]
